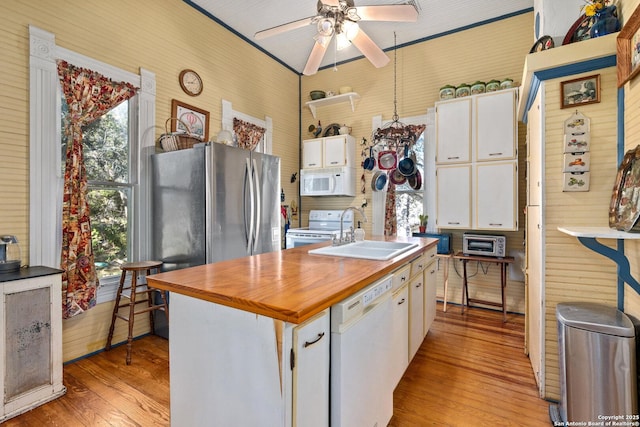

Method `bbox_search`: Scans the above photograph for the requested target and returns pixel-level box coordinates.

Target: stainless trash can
[553,302,637,424]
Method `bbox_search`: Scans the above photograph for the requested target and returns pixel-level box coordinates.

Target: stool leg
[106,270,127,351]
[146,268,155,334]
[126,271,137,365]
[159,290,169,324]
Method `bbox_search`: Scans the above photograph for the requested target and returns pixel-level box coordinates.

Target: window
[60,100,135,282]
[396,132,424,237]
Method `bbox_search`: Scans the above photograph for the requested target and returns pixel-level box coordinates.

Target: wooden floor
[5,303,550,426]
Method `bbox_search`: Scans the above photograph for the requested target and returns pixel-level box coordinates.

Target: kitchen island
[147,236,437,427]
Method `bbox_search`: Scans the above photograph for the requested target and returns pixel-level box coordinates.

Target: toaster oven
[462,233,506,258]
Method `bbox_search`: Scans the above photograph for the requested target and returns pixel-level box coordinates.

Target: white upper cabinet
[302,135,355,169]
[302,138,324,169]
[475,90,517,161]
[435,98,471,164]
[436,164,471,229]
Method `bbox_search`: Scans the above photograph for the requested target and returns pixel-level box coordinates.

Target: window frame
[29,26,155,302]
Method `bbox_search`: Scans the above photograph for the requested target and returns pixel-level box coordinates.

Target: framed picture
[560,74,600,109]
[617,4,640,87]
[171,99,209,141]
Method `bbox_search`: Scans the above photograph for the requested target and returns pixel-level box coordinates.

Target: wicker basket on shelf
[158,118,204,151]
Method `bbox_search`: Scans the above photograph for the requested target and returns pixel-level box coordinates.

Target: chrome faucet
[335,207,368,246]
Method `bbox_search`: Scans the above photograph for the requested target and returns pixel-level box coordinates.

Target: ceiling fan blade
[357,5,418,22]
[303,39,330,75]
[351,28,390,68]
[255,16,315,40]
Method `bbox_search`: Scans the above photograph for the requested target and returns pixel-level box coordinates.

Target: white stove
[285,210,354,249]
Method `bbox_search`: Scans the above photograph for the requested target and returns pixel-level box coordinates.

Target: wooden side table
[453,252,515,322]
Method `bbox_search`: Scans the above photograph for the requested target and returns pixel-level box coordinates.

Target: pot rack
[371,32,424,153]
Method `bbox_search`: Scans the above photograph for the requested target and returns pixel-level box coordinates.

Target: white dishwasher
[331,275,394,427]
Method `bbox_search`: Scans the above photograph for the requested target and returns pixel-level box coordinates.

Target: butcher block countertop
[147,236,437,324]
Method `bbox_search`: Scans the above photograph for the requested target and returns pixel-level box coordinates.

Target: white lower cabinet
[390,283,409,388]
[408,272,424,361]
[292,310,330,427]
[423,259,437,335]
[0,268,65,423]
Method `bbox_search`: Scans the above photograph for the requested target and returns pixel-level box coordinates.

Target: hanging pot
[371,170,388,192]
[389,168,407,185]
[377,150,397,170]
[408,169,422,190]
[363,147,375,170]
[398,145,417,177]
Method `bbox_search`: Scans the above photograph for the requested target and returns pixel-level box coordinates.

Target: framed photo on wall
[617,4,640,87]
[560,74,600,109]
[171,99,210,141]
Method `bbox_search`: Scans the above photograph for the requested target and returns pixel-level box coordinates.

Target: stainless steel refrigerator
[150,143,281,337]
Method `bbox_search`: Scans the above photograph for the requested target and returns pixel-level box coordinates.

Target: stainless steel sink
[308,240,419,261]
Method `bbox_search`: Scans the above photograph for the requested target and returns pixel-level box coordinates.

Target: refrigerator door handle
[245,158,255,254]
[252,158,261,253]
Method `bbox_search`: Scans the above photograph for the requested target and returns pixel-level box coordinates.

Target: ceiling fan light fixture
[342,20,359,40]
[317,17,335,36]
[336,32,351,50]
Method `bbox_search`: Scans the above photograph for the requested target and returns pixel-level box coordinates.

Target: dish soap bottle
[354,221,365,242]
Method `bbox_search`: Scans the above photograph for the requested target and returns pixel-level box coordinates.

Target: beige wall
[300,13,533,314]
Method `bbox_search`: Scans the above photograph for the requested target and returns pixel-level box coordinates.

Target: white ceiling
[190,0,534,74]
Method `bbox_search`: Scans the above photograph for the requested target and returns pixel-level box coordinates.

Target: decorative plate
[529,35,554,53]
[609,145,640,232]
[563,14,594,45]
[323,123,341,137]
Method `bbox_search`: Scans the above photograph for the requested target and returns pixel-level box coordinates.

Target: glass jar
[455,84,470,98]
[439,85,456,100]
[470,81,486,95]
[500,78,514,90]
[486,79,501,92]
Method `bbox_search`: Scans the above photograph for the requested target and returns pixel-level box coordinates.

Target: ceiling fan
[255,0,418,75]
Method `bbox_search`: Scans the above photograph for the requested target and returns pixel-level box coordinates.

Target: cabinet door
[408,275,424,361]
[436,98,471,164]
[390,285,409,388]
[476,90,517,161]
[423,260,437,336]
[293,309,330,427]
[476,161,518,230]
[324,136,348,167]
[436,164,471,229]
[302,138,323,169]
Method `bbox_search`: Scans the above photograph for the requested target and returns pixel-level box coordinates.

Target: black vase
[589,5,621,38]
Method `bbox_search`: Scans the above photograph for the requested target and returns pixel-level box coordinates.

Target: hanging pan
[389,168,407,185]
[363,147,375,170]
[377,150,397,170]
[408,169,422,190]
[371,170,388,192]
[398,145,417,177]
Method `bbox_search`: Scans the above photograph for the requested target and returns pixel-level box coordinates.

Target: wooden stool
[105,261,168,364]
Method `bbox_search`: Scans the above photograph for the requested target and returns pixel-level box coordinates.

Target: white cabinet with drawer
[302,135,355,169]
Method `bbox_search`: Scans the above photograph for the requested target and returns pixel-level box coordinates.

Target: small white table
[558,227,640,304]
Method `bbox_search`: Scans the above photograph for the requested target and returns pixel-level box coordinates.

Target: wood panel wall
[541,66,619,400]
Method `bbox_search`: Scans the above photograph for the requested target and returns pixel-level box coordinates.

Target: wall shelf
[305,92,360,119]
[558,226,640,304]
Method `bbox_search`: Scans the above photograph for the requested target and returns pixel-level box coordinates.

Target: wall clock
[179,69,203,96]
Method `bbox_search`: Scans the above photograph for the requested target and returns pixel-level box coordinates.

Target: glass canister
[500,78,514,90]
[455,83,470,98]
[0,235,21,273]
[439,85,456,100]
[486,79,501,92]
[470,81,486,95]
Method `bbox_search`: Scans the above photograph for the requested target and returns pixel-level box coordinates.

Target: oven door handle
[287,234,334,242]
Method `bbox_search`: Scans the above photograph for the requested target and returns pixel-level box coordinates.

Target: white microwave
[462,233,507,258]
[300,167,355,196]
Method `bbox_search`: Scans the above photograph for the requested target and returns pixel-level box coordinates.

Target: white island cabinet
[0,267,65,422]
[147,237,439,427]
[169,293,329,427]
